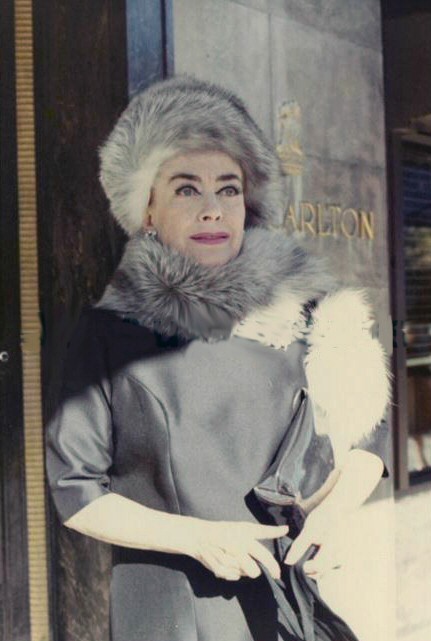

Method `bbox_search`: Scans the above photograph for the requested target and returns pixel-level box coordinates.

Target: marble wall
[173,2,396,640]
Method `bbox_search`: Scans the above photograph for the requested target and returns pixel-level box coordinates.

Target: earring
[144,229,158,239]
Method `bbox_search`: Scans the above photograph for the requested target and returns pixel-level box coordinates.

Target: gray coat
[46,227,390,641]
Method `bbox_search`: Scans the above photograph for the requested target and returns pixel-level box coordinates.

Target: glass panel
[402,145,431,477]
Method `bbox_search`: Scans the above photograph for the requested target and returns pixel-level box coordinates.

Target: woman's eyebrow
[217,173,243,183]
[168,173,243,184]
[168,173,201,183]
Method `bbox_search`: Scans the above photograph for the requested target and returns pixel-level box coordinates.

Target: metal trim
[14,0,50,639]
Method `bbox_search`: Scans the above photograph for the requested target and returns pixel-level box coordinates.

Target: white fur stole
[232,285,393,464]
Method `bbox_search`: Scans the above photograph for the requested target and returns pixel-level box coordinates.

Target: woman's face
[143,150,246,266]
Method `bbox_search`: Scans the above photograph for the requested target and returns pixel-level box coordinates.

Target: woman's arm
[308,448,384,516]
[65,492,203,552]
[283,448,384,571]
[65,492,288,581]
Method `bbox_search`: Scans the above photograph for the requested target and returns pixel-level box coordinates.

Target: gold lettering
[327,206,341,238]
[284,203,375,240]
[359,210,374,240]
[340,208,359,238]
[285,204,299,232]
[316,203,333,237]
[300,202,317,236]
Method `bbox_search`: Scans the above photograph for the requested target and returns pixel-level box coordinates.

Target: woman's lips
[190,232,230,245]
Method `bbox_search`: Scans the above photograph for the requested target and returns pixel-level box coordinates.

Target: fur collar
[93,226,338,340]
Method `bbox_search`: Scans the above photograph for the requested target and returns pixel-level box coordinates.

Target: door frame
[0,1,31,639]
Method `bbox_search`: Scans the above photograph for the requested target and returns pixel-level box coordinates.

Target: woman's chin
[189,247,238,267]
[157,234,243,266]
[178,241,240,267]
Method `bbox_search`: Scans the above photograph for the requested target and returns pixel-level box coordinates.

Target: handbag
[253,387,361,641]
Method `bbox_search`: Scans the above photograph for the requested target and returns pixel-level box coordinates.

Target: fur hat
[98,74,287,236]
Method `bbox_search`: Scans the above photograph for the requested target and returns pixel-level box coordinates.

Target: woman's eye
[175,185,199,197]
[175,184,241,197]
[220,185,241,196]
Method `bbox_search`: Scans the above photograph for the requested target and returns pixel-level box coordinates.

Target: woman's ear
[142,212,154,231]
[148,186,155,208]
[143,188,155,230]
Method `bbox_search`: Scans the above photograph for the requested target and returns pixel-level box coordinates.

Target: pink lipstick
[190,232,230,245]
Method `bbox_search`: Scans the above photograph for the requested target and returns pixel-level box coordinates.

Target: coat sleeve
[303,288,393,476]
[45,309,113,524]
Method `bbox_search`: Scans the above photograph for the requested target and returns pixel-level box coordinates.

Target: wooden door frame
[0,1,31,639]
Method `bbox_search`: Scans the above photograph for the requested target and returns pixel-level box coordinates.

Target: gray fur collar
[93,226,338,341]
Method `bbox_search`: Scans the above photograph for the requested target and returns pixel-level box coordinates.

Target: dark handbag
[253,387,361,641]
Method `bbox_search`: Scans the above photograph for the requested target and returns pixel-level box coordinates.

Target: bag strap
[257,541,361,641]
[258,562,307,640]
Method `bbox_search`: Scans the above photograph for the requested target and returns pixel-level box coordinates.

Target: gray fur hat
[98,74,287,236]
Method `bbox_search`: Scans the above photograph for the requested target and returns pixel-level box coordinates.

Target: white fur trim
[127,146,179,234]
[101,145,178,236]
[231,283,305,349]
[304,288,393,464]
[233,286,393,466]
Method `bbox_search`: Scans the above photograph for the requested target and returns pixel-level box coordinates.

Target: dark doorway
[382,0,431,490]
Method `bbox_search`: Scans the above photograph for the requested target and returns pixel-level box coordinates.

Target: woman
[46,74,391,641]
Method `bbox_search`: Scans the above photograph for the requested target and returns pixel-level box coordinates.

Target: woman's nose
[198,194,223,221]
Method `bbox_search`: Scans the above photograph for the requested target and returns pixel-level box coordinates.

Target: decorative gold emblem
[276,100,304,176]
[275,99,376,240]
